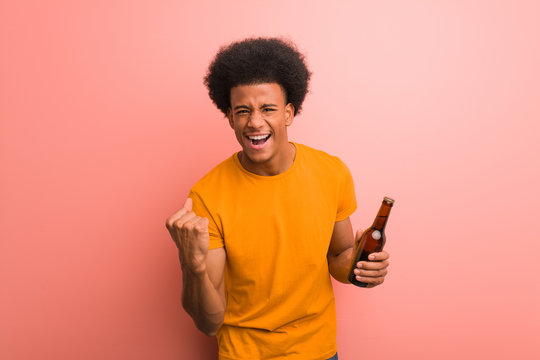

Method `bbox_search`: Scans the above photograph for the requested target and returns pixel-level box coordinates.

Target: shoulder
[190,153,238,194]
[295,142,350,172]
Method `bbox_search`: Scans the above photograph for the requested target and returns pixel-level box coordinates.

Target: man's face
[227,82,294,171]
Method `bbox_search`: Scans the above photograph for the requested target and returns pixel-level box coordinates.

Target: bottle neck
[372,201,393,231]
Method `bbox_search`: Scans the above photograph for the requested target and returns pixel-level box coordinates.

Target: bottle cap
[383,197,395,205]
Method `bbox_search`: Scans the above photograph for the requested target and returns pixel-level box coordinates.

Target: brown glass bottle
[348,197,395,287]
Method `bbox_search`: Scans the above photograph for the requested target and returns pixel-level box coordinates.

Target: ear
[285,103,295,126]
[226,108,234,129]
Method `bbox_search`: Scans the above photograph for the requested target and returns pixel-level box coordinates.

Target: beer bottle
[348,197,395,287]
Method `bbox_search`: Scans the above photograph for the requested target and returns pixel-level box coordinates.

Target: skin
[165,198,226,336]
[165,82,390,336]
[327,218,390,287]
[227,82,296,176]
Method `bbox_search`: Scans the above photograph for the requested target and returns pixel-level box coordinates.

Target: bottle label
[372,230,381,240]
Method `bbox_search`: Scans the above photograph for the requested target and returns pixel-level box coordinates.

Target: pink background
[1,1,539,359]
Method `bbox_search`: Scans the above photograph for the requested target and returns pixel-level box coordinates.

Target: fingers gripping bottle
[348,197,395,287]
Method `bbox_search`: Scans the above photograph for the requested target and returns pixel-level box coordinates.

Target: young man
[165,38,390,360]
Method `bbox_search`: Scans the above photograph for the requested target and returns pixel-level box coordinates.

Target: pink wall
[1,1,539,359]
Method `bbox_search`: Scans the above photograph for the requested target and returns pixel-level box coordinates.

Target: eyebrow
[233,103,278,110]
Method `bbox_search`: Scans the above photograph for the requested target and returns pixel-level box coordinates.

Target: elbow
[196,319,223,337]
[182,304,224,337]
[180,294,225,336]
[202,328,218,337]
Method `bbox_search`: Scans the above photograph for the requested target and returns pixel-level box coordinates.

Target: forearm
[328,246,353,284]
[181,264,226,336]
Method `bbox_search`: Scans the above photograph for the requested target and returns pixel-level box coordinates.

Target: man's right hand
[165,197,210,274]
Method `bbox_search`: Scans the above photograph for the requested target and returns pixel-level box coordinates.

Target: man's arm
[166,197,226,336]
[327,217,355,283]
[327,217,390,287]
[181,247,226,336]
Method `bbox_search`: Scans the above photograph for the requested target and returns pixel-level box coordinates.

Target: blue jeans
[326,353,338,360]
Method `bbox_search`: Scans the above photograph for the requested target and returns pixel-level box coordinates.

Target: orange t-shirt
[189,142,357,360]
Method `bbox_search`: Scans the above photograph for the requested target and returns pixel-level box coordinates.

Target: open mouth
[246,134,271,146]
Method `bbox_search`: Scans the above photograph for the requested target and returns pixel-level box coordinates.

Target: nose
[248,110,264,128]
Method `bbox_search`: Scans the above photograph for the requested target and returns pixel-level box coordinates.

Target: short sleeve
[188,189,224,249]
[335,160,357,221]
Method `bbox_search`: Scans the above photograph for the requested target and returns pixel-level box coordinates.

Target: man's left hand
[352,238,390,288]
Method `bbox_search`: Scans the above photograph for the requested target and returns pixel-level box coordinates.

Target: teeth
[248,134,270,140]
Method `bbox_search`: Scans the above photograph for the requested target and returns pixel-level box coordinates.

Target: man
[165,37,390,360]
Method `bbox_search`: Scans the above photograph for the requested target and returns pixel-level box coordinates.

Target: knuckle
[196,217,209,229]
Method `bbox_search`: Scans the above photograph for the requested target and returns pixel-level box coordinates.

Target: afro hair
[204,37,312,116]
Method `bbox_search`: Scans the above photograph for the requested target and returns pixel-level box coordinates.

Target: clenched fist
[165,197,210,274]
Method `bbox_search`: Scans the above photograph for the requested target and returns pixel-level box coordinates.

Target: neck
[239,142,296,176]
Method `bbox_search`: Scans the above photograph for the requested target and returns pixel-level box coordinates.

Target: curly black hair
[204,37,312,116]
